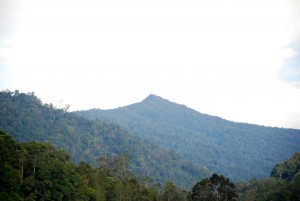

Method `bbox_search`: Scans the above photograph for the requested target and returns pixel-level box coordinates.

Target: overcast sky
[1,0,300,129]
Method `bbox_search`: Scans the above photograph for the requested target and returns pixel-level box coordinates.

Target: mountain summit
[75,95,300,181]
[143,94,162,101]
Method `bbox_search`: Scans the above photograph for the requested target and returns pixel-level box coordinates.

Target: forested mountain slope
[75,94,300,181]
[0,90,211,188]
[238,152,300,201]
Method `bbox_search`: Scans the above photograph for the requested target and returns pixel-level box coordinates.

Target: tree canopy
[191,174,238,201]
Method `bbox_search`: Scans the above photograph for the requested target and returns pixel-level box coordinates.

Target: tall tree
[191,178,215,201]
[162,182,182,201]
[98,152,131,180]
[191,174,238,201]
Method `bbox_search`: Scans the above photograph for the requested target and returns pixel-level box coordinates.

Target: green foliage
[162,182,189,201]
[191,178,215,201]
[191,173,238,201]
[0,90,211,188]
[0,131,93,200]
[98,152,131,179]
[0,131,22,200]
[270,152,300,181]
[75,94,300,181]
[238,152,300,201]
[1,131,170,201]
[3,130,224,201]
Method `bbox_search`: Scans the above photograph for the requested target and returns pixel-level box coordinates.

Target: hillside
[270,152,300,181]
[75,94,300,181]
[238,152,300,201]
[0,90,211,188]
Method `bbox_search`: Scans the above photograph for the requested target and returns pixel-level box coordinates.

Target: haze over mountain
[75,94,300,181]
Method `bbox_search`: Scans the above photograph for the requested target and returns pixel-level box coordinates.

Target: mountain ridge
[143,94,294,129]
[98,94,294,129]
[75,94,300,181]
[95,94,276,129]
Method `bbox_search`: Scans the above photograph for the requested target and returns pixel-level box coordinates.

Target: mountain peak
[143,94,165,102]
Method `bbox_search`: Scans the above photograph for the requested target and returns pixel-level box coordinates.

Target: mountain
[0,90,211,188]
[75,94,300,181]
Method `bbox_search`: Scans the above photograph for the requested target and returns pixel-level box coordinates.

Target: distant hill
[75,94,300,181]
[0,90,211,188]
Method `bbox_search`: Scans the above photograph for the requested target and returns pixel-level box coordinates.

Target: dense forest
[0,130,186,201]
[1,90,300,200]
[1,130,300,201]
[0,90,211,188]
[75,94,300,181]
[238,152,300,201]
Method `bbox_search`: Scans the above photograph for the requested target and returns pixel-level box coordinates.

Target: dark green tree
[238,152,300,201]
[0,131,22,200]
[210,173,237,201]
[162,182,183,201]
[191,178,215,201]
[191,174,238,201]
[0,130,94,200]
[270,152,300,181]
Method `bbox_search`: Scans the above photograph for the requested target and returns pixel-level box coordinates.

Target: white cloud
[285,0,300,42]
[0,0,19,41]
[290,81,300,90]
[2,0,300,128]
[0,48,8,61]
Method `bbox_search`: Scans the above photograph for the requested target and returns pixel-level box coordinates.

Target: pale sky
[1,0,300,129]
